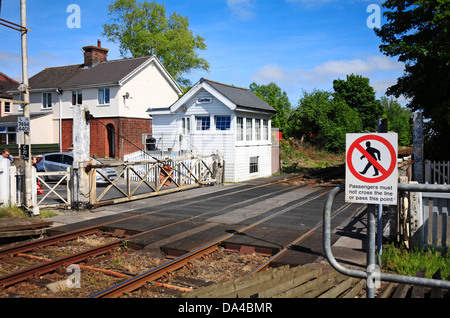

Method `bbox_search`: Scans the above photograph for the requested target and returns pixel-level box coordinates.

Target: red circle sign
[347,134,396,183]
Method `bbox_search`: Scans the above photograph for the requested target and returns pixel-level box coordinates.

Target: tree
[102,0,209,87]
[249,82,292,135]
[289,90,362,152]
[380,96,412,147]
[374,0,450,159]
[332,74,383,131]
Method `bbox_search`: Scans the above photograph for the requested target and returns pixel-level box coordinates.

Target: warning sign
[345,133,398,205]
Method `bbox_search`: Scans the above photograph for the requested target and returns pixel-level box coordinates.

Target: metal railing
[323,183,450,298]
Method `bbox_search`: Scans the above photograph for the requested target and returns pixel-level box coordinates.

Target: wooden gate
[36,168,72,209]
[87,154,224,208]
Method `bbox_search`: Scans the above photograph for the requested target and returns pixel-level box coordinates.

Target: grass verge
[381,243,449,280]
[0,205,59,219]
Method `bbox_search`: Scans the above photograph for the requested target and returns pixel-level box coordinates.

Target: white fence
[124,151,219,185]
[425,160,450,184]
[0,159,10,206]
[420,192,449,249]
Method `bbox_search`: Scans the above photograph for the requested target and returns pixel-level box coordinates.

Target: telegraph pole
[20,0,32,210]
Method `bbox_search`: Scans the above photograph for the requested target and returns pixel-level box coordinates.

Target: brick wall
[61,119,73,152]
[62,117,152,159]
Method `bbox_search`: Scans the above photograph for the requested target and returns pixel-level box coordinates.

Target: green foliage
[333,74,384,131]
[0,205,29,218]
[289,90,362,152]
[374,0,450,159]
[249,82,292,135]
[103,0,209,87]
[280,138,344,173]
[380,96,412,146]
[382,243,449,280]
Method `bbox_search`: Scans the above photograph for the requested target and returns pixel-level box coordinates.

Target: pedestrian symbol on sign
[359,141,381,177]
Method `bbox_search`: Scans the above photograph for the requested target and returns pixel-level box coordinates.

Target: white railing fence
[419,191,449,249]
[425,160,450,184]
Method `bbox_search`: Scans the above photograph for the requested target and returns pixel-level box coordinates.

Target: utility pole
[20,0,33,211]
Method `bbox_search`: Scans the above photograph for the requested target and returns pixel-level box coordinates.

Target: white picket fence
[425,160,450,184]
[0,159,10,206]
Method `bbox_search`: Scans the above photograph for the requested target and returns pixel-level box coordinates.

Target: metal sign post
[324,184,450,298]
[345,133,398,297]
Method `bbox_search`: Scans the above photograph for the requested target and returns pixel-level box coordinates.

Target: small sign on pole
[20,144,30,160]
[345,133,398,205]
[17,117,30,132]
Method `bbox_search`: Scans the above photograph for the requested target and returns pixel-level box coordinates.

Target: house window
[42,92,52,109]
[255,119,261,141]
[182,117,191,135]
[263,120,269,140]
[72,90,82,105]
[196,116,210,131]
[4,102,11,113]
[0,126,17,145]
[236,117,243,141]
[250,156,259,174]
[246,118,253,141]
[17,94,24,110]
[215,116,231,131]
[98,88,110,105]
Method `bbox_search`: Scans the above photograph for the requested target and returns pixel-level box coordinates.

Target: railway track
[92,189,353,298]
[0,166,350,298]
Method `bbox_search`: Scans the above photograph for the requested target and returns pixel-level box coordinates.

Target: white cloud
[251,64,301,83]
[251,55,405,101]
[227,0,256,20]
[313,55,403,76]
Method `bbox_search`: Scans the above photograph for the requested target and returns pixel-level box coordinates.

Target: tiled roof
[28,64,83,90]
[25,56,153,91]
[202,79,276,113]
[60,56,152,89]
[0,72,20,98]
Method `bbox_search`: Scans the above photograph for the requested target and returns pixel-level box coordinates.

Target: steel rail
[0,168,343,293]
[91,244,219,298]
[0,227,101,258]
[0,240,123,288]
[0,185,330,290]
[0,175,320,268]
[91,188,335,298]
[249,201,359,274]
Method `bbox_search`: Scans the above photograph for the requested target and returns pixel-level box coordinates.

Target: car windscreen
[45,154,63,163]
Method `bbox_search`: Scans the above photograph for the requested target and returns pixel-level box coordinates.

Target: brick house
[9,41,182,158]
[0,72,20,118]
[0,73,21,151]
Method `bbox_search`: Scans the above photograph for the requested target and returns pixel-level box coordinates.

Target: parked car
[36,153,117,184]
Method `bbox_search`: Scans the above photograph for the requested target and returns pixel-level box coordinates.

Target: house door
[107,124,115,158]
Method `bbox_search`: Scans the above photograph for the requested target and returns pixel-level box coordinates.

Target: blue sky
[0,0,406,105]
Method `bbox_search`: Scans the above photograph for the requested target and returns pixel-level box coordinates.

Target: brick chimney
[82,40,109,67]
